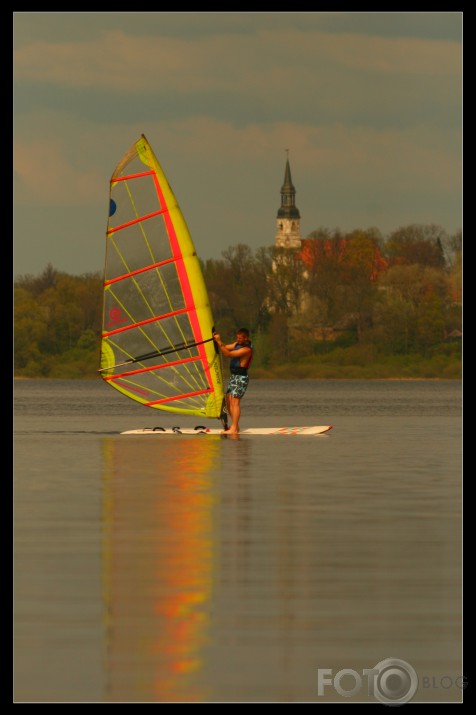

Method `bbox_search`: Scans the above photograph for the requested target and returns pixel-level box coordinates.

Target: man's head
[237,328,250,344]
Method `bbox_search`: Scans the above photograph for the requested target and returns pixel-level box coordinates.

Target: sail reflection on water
[101,436,221,702]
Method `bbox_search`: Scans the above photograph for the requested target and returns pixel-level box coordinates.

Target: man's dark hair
[237,328,250,339]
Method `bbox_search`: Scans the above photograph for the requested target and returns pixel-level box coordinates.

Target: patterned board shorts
[226,374,250,399]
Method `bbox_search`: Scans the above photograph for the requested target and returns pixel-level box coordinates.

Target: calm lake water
[13,379,463,703]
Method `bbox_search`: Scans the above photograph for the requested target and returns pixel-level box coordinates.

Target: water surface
[14,379,463,703]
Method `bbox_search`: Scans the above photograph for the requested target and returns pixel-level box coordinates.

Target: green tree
[203,244,271,337]
[339,231,383,342]
[301,231,347,325]
[376,264,449,354]
[14,266,103,377]
[384,224,447,268]
[14,287,49,371]
[266,246,307,317]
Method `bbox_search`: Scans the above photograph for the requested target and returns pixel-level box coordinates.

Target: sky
[13,11,462,278]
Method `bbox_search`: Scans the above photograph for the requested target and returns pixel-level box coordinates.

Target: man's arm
[220,345,251,359]
[213,333,250,359]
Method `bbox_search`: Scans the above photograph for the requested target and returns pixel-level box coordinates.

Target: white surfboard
[121,425,333,436]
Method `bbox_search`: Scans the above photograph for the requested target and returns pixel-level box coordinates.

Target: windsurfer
[213,328,253,434]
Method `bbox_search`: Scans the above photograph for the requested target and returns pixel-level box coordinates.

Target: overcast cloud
[13,11,462,277]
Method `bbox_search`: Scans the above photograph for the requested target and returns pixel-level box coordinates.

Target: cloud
[14,111,460,209]
[14,26,460,92]
[13,12,462,276]
[14,134,102,205]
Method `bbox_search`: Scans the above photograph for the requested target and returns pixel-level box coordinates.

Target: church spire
[275,151,302,249]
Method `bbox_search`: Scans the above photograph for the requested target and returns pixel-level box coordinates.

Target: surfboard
[121,425,333,435]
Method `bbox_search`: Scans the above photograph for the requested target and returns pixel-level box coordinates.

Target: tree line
[14,224,462,379]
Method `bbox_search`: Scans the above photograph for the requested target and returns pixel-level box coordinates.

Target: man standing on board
[213,328,253,434]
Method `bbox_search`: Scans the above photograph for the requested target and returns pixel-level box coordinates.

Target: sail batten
[103,306,190,337]
[104,354,205,379]
[112,169,155,183]
[104,257,177,286]
[147,390,213,406]
[106,207,167,236]
[99,135,225,420]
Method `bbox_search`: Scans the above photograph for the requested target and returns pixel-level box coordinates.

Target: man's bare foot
[221,428,239,434]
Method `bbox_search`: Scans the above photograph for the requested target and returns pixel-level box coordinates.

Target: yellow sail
[99,135,225,421]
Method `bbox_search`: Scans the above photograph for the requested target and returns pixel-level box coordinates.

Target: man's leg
[222,375,247,433]
[227,395,241,433]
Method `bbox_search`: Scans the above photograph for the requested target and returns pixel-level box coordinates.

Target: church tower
[275,152,302,249]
